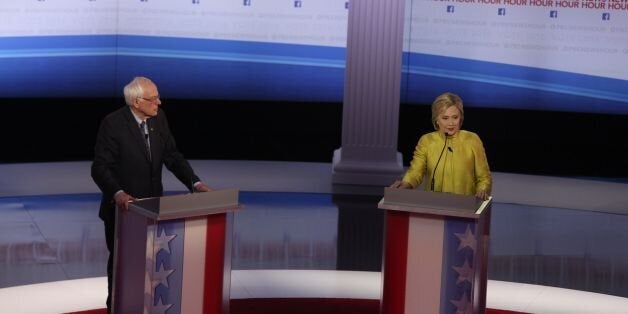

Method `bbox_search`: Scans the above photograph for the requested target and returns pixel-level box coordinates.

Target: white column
[332,0,406,186]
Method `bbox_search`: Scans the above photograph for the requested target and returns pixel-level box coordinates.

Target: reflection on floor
[0,193,106,288]
[1,161,628,313]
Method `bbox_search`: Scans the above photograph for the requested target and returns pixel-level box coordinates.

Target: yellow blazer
[402,130,492,196]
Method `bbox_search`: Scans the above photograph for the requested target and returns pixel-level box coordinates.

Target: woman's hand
[390,180,412,189]
[475,190,489,200]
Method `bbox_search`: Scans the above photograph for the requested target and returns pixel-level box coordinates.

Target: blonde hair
[431,92,464,130]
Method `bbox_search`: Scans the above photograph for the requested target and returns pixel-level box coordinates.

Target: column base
[331,148,405,186]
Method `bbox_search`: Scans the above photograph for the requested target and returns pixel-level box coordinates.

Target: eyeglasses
[138,95,160,102]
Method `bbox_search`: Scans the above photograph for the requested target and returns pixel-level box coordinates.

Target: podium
[378,188,492,314]
[112,189,240,314]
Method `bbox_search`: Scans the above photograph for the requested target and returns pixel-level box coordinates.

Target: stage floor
[1,160,628,313]
[3,271,628,314]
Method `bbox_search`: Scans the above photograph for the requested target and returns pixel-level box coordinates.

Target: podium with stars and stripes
[112,189,240,314]
[378,187,492,314]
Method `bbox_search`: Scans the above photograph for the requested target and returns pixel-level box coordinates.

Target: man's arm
[91,117,123,198]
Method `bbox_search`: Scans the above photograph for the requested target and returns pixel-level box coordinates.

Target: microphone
[431,134,449,192]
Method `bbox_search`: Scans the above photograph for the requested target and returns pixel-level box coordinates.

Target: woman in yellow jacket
[390,92,492,199]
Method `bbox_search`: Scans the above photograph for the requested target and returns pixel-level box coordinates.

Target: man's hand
[114,191,136,210]
[389,180,412,189]
[194,182,212,192]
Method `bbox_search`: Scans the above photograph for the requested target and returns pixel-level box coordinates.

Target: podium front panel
[380,203,491,314]
[113,210,232,314]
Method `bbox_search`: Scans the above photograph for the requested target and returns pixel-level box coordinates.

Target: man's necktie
[139,121,151,160]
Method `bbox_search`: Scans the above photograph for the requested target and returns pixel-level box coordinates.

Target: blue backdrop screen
[0,0,627,114]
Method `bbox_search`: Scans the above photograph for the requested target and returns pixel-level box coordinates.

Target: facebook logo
[345,1,349,9]
[602,12,610,20]
[498,8,506,15]
[243,0,251,6]
[447,5,455,13]
[550,10,557,18]
[294,0,302,8]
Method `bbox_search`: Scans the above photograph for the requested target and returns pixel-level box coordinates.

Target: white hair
[123,77,153,106]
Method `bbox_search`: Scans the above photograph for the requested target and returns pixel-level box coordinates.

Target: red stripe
[380,210,410,314]
[203,213,227,314]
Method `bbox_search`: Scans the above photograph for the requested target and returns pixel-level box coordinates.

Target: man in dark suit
[91,76,211,313]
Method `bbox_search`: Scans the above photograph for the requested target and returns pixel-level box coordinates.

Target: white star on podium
[452,258,475,284]
[454,224,476,252]
[450,291,473,314]
[151,298,173,314]
[152,265,175,290]
[154,228,176,254]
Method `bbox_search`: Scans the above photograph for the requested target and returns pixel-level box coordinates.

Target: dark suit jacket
[91,106,199,221]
